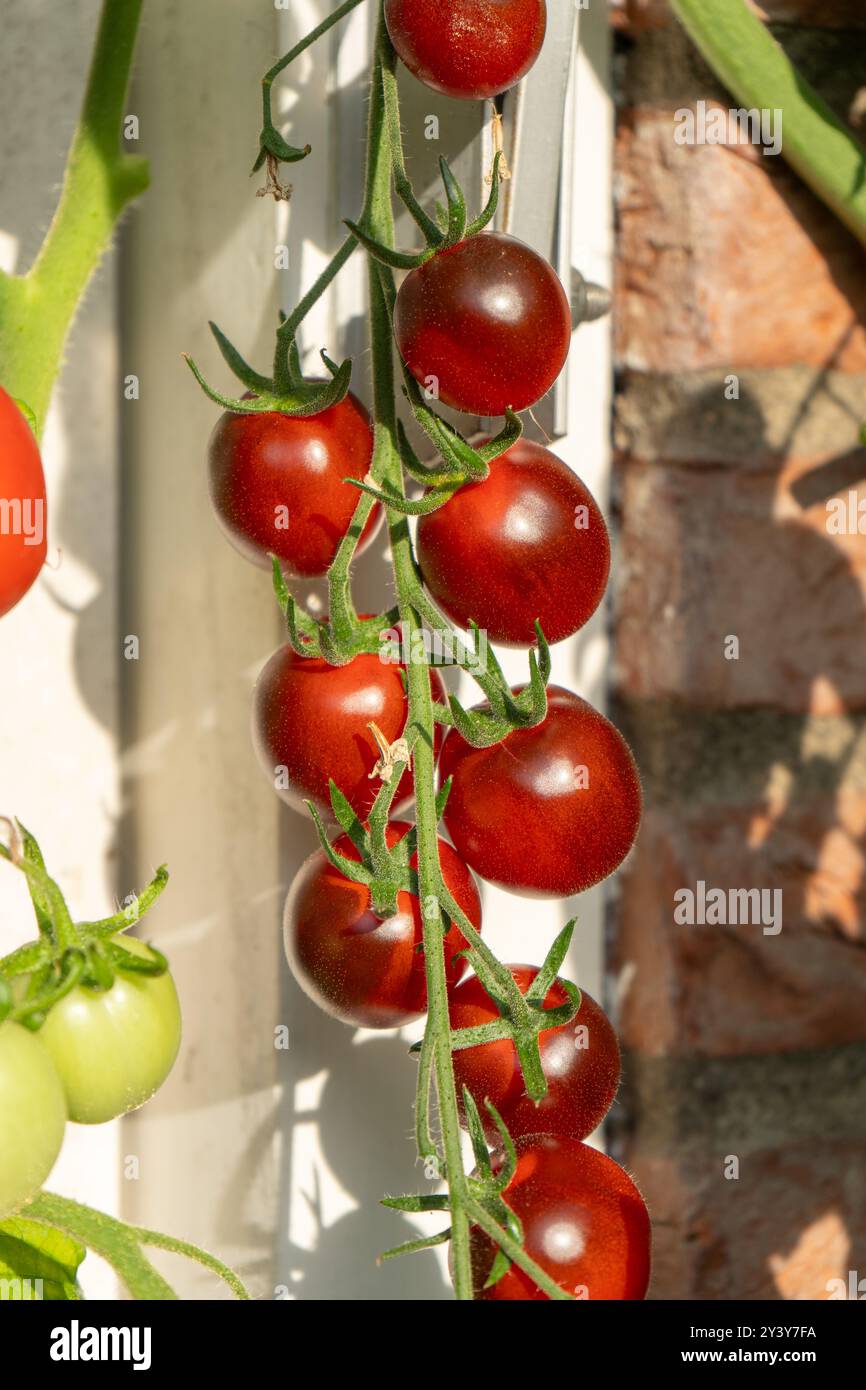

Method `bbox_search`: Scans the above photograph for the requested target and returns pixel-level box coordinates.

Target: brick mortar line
[612,1040,866,1154]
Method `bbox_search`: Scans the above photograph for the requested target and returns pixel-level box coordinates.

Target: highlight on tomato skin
[384,0,547,102]
[393,233,572,418]
[416,438,611,648]
[284,821,482,1029]
[0,385,48,620]
[467,1135,652,1301]
[450,966,621,1144]
[252,642,447,821]
[207,391,382,578]
[439,686,642,898]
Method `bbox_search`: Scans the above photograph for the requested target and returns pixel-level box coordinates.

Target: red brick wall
[610,4,866,1299]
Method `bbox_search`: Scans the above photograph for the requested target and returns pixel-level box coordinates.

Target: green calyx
[0,820,170,1029]
[269,558,399,669]
[252,0,370,183]
[346,151,504,272]
[185,315,353,418]
[387,923,582,1293]
[305,775,453,921]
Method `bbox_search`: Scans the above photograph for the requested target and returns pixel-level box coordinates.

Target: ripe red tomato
[394,234,571,417]
[416,439,609,646]
[0,387,47,619]
[285,821,481,1028]
[253,643,446,819]
[469,1135,651,1300]
[439,686,641,897]
[384,0,547,101]
[207,392,381,576]
[450,966,620,1143]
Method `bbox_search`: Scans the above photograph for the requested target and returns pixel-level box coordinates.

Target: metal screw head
[571,269,612,328]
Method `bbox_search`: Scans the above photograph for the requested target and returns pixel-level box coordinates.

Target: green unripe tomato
[39,936,182,1124]
[0,1020,67,1218]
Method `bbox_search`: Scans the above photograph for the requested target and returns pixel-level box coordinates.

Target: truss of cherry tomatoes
[193,0,651,1302]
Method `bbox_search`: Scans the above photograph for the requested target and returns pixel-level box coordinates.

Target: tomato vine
[0,819,249,1299]
[671,0,866,249]
[190,0,650,1301]
[0,0,149,437]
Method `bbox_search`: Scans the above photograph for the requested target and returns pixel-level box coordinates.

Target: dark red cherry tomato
[394,234,571,417]
[450,966,620,1143]
[468,1135,651,1300]
[285,821,481,1028]
[0,388,47,619]
[207,392,381,577]
[439,686,642,897]
[417,439,609,646]
[253,643,446,819]
[384,0,546,101]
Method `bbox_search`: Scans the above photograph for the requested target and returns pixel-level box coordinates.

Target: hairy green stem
[380,43,444,244]
[0,0,149,433]
[27,1193,250,1301]
[670,0,866,247]
[261,0,368,148]
[282,233,358,340]
[467,1198,573,1302]
[362,11,476,1301]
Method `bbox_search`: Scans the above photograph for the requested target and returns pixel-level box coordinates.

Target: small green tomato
[0,1020,67,1218]
[39,936,182,1125]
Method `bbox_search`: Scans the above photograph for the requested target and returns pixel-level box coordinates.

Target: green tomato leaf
[26,1195,178,1300]
[0,1215,85,1301]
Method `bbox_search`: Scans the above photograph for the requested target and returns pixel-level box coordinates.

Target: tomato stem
[466,1197,574,1302]
[257,0,572,1298]
[362,8,480,1299]
[0,0,149,435]
[670,0,866,248]
[258,0,368,168]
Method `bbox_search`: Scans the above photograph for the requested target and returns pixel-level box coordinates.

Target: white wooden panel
[117,0,285,1299]
[453,0,615,1117]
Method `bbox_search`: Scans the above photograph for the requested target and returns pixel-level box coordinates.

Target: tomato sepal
[253,125,311,172]
[346,149,505,272]
[465,152,505,238]
[184,351,353,420]
[438,157,467,246]
[381,1193,451,1213]
[346,475,461,517]
[207,320,273,396]
[380,1227,452,1261]
[365,406,522,516]
[305,800,375,889]
[344,218,433,271]
[11,949,86,1028]
[525,920,577,1004]
[105,939,170,978]
[327,781,370,856]
[79,865,170,939]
